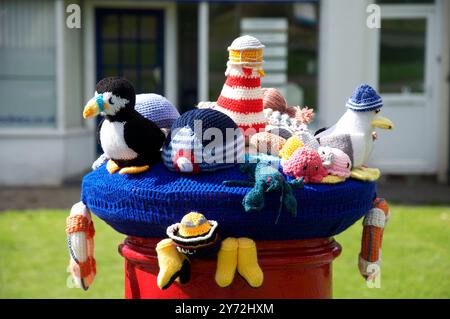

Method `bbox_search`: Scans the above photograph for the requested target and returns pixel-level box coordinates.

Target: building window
[0,0,56,128]
[208,1,320,111]
[379,18,426,94]
[96,9,165,95]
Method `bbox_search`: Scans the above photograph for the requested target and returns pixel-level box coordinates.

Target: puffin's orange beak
[83,99,100,119]
[83,97,109,119]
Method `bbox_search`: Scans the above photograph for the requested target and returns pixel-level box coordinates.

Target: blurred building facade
[0,0,449,185]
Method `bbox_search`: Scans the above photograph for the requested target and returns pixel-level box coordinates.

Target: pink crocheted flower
[282,147,328,183]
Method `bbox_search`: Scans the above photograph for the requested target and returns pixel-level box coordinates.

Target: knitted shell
[249,132,286,156]
[135,93,180,129]
[279,136,304,161]
[162,108,245,173]
[262,88,287,112]
[282,147,328,183]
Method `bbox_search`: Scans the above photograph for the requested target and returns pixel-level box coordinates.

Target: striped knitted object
[135,93,180,129]
[346,84,383,112]
[359,198,390,280]
[214,36,267,137]
[66,202,96,290]
[162,108,245,173]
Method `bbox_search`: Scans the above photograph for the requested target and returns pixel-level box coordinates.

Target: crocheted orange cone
[215,35,267,137]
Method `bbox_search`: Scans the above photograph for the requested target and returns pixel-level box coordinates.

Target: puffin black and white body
[83,77,166,174]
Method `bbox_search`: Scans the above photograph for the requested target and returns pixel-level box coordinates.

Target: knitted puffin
[91,92,180,170]
[83,77,166,175]
[315,84,394,181]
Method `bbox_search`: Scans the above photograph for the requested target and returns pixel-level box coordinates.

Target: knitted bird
[83,77,166,175]
[92,93,180,170]
[315,84,394,181]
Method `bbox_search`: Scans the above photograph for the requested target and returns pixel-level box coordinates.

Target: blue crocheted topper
[346,84,383,112]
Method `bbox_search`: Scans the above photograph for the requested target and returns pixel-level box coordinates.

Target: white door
[368,4,439,174]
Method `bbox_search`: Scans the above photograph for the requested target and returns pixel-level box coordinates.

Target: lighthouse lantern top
[227,35,265,65]
[227,35,265,51]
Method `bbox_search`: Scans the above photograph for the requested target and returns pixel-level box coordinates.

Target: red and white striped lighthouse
[214,35,267,137]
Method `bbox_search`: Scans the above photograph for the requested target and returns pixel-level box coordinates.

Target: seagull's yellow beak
[371,116,394,130]
[83,99,100,119]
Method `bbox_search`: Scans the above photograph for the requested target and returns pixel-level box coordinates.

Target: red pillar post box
[119,236,342,299]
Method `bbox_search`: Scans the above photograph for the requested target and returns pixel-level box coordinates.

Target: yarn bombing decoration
[282,147,328,183]
[223,161,304,224]
[81,162,376,240]
[155,212,263,289]
[319,146,352,178]
[316,84,394,181]
[83,77,166,175]
[279,135,304,161]
[262,88,315,138]
[135,93,180,130]
[66,202,96,290]
[249,131,286,157]
[359,198,390,281]
[214,35,267,137]
[92,93,180,170]
[162,108,245,174]
[156,212,219,289]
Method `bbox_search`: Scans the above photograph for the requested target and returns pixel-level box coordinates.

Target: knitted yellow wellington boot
[237,238,264,288]
[215,237,238,287]
[156,239,190,289]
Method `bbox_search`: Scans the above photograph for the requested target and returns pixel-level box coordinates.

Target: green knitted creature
[223,161,304,223]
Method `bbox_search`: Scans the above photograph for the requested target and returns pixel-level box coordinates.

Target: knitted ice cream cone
[214,35,267,138]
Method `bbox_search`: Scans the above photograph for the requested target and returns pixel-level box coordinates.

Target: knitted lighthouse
[214,35,267,137]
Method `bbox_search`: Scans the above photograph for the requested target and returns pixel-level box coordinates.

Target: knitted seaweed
[223,160,304,224]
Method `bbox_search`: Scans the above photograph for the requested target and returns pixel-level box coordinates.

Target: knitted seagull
[315,84,394,181]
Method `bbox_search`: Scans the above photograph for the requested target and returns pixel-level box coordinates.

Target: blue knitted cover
[81,163,376,240]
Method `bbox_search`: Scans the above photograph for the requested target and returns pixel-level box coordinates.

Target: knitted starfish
[223,161,304,223]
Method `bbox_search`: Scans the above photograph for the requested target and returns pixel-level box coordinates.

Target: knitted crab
[223,160,304,223]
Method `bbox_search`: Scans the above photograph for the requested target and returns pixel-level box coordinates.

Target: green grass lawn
[0,205,449,299]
